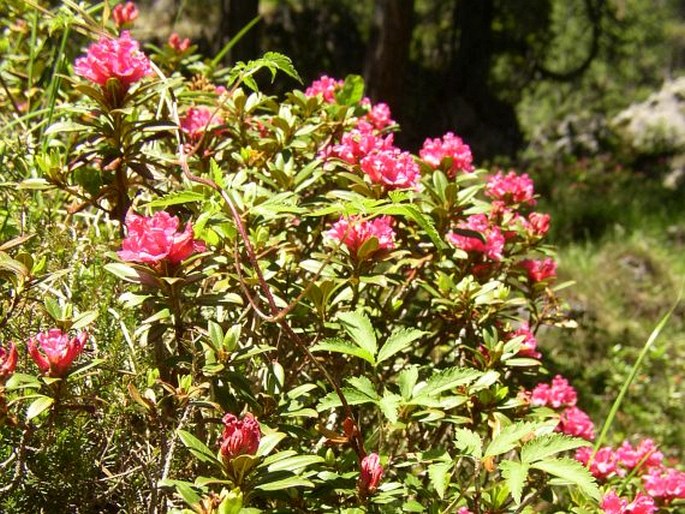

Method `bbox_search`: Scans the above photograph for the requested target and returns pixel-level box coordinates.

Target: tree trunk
[215,0,260,65]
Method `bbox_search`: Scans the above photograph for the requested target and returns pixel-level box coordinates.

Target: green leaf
[377,204,446,251]
[484,422,552,458]
[335,74,365,105]
[428,462,452,499]
[261,51,302,82]
[531,457,601,501]
[411,367,481,403]
[500,460,529,505]
[26,396,54,420]
[104,262,141,282]
[177,430,220,465]
[71,310,98,330]
[376,328,426,366]
[145,190,206,208]
[454,427,483,460]
[521,434,591,464]
[397,366,419,400]
[337,310,377,360]
[254,475,314,491]
[267,454,324,472]
[346,376,380,401]
[257,432,287,457]
[378,391,402,424]
[311,337,375,366]
[317,386,378,411]
[175,482,202,508]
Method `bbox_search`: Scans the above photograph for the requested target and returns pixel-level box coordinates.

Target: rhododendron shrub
[0,3,682,513]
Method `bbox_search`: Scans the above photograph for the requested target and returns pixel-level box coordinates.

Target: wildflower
[447,214,505,261]
[118,211,206,266]
[359,149,421,190]
[180,106,222,141]
[28,329,87,378]
[305,75,343,103]
[0,342,18,380]
[112,2,139,27]
[520,257,557,283]
[509,323,541,358]
[615,439,663,471]
[219,413,261,462]
[358,453,384,496]
[558,406,595,441]
[419,132,474,177]
[361,99,394,130]
[485,171,536,205]
[530,375,577,408]
[327,129,394,164]
[327,216,396,258]
[168,32,191,53]
[74,31,151,90]
[576,446,621,479]
[525,212,551,237]
[601,491,657,514]
[643,467,685,500]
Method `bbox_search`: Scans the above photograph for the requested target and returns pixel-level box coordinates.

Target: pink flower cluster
[485,170,536,205]
[601,491,657,514]
[219,412,261,461]
[360,101,394,131]
[168,33,191,53]
[180,106,222,141]
[508,323,540,358]
[525,212,551,237]
[419,132,474,177]
[327,216,396,258]
[643,466,685,500]
[447,214,505,261]
[0,342,18,380]
[358,453,384,496]
[530,375,595,440]
[520,257,557,283]
[74,31,151,90]
[112,2,138,27]
[576,439,663,481]
[28,329,88,378]
[118,211,206,266]
[305,75,343,103]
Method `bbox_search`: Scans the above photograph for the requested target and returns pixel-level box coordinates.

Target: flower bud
[219,413,261,462]
[28,329,87,378]
[0,342,18,381]
[358,452,384,496]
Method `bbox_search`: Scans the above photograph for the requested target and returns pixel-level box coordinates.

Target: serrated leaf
[337,310,377,359]
[454,427,483,460]
[346,376,380,400]
[531,457,601,501]
[311,338,375,365]
[428,462,452,499]
[397,366,419,400]
[26,396,54,420]
[484,421,552,458]
[411,367,481,403]
[145,190,206,208]
[317,386,378,411]
[379,391,401,424]
[521,434,591,464]
[500,460,529,505]
[376,328,426,366]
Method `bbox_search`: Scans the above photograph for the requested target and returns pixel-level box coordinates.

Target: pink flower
[219,413,261,461]
[327,129,394,164]
[615,439,663,471]
[358,453,384,496]
[643,467,685,500]
[558,406,595,441]
[530,375,577,408]
[327,216,396,258]
[419,132,474,177]
[74,31,151,90]
[112,2,138,27]
[447,214,505,261]
[526,212,551,237]
[485,171,536,205]
[118,211,206,265]
[360,149,421,190]
[180,106,222,141]
[520,258,557,283]
[305,75,343,103]
[509,323,541,358]
[457,509,473,514]
[0,342,18,380]
[361,99,394,130]
[601,491,657,514]
[576,447,621,479]
[28,329,87,378]
[168,32,191,53]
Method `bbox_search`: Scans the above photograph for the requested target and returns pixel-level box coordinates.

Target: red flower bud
[358,452,384,496]
[219,413,261,461]
[28,329,87,378]
[0,342,18,380]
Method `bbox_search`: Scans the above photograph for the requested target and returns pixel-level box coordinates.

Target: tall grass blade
[592,287,682,453]
[211,15,261,67]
